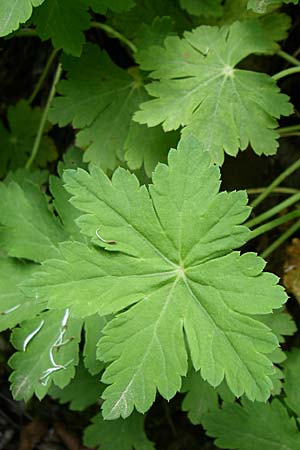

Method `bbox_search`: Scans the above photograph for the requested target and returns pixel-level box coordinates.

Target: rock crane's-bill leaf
[134,20,292,164]
[0,0,45,37]
[84,411,155,450]
[9,310,82,401]
[25,138,287,419]
[50,45,146,171]
[33,0,90,56]
[202,399,300,450]
[179,0,223,17]
[88,0,136,13]
[248,0,299,13]
[0,256,44,332]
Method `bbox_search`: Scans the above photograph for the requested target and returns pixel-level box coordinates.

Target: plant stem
[246,192,300,228]
[279,125,300,135]
[25,63,62,170]
[28,48,59,104]
[250,158,300,209]
[277,50,300,67]
[273,66,300,81]
[247,187,300,195]
[249,210,300,239]
[90,21,137,53]
[261,220,300,259]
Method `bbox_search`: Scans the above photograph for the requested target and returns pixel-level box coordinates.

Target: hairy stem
[261,220,300,259]
[25,63,62,170]
[28,48,59,104]
[246,192,300,228]
[250,158,300,209]
[279,125,300,135]
[249,210,300,239]
[273,66,300,81]
[277,50,300,67]
[247,187,300,195]
[91,21,137,53]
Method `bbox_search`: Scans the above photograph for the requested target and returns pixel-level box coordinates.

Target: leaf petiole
[28,48,59,104]
[261,220,300,259]
[272,66,300,81]
[249,210,300,240]
[277,50,300,67]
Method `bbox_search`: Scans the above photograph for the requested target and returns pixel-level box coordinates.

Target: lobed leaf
[0,0,45,37]
[24,137,287,419]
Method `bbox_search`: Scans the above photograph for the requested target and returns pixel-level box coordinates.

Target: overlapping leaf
[202,399,300,449]
[0,100,57,177]
[134,20,292,164]
[25,137,287,419]
[0,0,45,37]
[283,349,300,417]
[33,0,90,56]
[50,44,179,173]
[248,0,299,13]
[84,412,154,450]
[179,0,223,17]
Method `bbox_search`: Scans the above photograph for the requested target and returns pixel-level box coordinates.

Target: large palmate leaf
[135,20,292,164]
[9,310,82,401]
[248,0,299,13]
[84,412,154,450]
[0,0,45,37]
[202,399,300,449]
[25,137,287,419]
[33,0,90,56]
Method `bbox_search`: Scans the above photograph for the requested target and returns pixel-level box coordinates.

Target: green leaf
[134,20,292,164]
[0,100,57,177]
[283,349,300,417]
[0,180,68,262]
[25,137,287,419]
[248,0,299,13]
[88,0,135,13]
[50,360,101,410]
[125,122,179,176]
[181,370,219,425]
[33,0,90,56]
[84,412,154,450]
[84,314,108,375]
[179,0,223,17]
[0,0,45,37]
[202,399,300,449]
[50,45,146,171]
[5,168,49,187]
[9,309,82,401]
[0,256,44,332]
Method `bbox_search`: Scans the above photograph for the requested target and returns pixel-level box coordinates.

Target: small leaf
[283,349,300,418]
[179,0,223,17]
[248,0,298,14]
[202,399,300,450]
[84,412,154,450]
[0,0,45,37]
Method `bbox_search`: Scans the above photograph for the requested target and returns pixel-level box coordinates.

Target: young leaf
[50,360,101,411]
[9,310,82,401]
[50,45,145,171]
[0,256,44,332]
[202,399,300,449]
[248,0,299,13]
[134,20,292,164]
[179,0,223,17]
[84,412,154,450]
[0,0,45,37]
[25,137,287,419]
[0,100,57,177]
[33,0,90,56]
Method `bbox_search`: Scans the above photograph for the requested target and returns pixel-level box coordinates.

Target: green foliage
[0,0,45,36]
[0,100,57,177]
[1,2,300,449]
[24,139,287,419]
[203,398,300,449]
[84,412,155,450]
[135,20,292,164]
